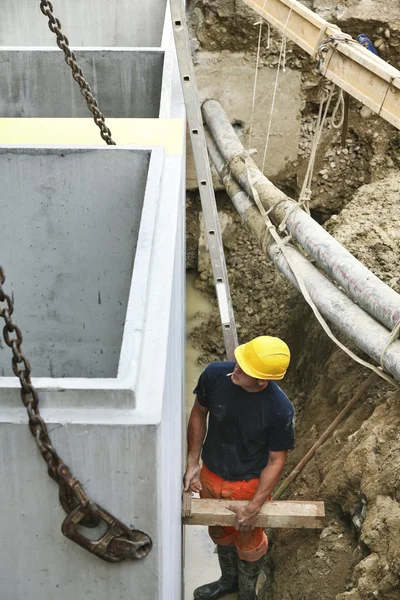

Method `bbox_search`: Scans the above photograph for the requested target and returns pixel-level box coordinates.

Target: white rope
[278,83,335,233]
[331,87,345,129]
[245,163,399,389]
[261,1,296,173]
[380,318,400,369]
[248,0,270,150]
[299,85,335,202]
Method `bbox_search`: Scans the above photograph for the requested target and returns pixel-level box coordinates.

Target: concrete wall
[0,143,185,599]
[0,2,187,597]
[0,50,164,118]
[0,147,150,379]
[157,154,186,600]
[1,420,159,599]
[1,0,168,47]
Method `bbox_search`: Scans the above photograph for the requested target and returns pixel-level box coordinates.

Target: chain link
[39,0,116,145]
[0,266,99,522]
[0,266,152,560]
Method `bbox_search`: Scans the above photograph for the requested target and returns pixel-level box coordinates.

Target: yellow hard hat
[234,336,290,380]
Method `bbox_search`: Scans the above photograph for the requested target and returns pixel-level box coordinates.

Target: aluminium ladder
[170,0,238,360]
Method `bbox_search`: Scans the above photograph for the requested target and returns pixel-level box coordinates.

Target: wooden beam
[183,499,325,529]
[182,491,192,517]
[241,0,400,130]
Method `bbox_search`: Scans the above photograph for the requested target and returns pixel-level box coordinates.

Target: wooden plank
[182,491,192,517]
[183,499,325,529]
[241,0,400,130]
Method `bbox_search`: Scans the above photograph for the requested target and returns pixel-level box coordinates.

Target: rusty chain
[39,0,116,145]
[0,266,152,561]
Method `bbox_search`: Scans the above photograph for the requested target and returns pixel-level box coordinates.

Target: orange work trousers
[200,464,268,562]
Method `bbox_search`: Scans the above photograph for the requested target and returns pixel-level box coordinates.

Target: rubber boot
[193,544,239,599]
[237,556,264,600]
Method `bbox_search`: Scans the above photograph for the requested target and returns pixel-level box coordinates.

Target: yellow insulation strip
[0,119,184,155]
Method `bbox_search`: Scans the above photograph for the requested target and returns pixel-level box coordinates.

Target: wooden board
[182,499,325,529]
[182,491,192,518]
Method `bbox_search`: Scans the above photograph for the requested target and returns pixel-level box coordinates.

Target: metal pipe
[206,132,400,382]
[202,99,400,334]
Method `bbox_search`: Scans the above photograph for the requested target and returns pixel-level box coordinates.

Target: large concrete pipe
[206,133,400,383]
[202,99,400,335]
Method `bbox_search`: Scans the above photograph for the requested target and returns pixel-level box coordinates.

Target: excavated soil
[186,1,400,599]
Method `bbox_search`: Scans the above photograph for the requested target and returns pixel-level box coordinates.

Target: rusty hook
[61,502,152,562]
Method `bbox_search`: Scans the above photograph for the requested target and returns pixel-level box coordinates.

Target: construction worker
[184,335,295,600]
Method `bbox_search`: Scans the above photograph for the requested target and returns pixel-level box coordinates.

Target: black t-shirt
[194,361,295,481]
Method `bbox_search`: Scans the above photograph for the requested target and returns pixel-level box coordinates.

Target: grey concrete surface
[1,0,168,47]
[157,153,186,600]
[0,49,164,118]
[0,147,150,378]
[0,148,186,600]
[1,421,159,599]
[186,52,302,189]
[0,2,187,597]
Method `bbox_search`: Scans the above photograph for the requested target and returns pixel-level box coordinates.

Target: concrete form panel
[0,147,150,379]
[1,0,168,48]
[0,421,159,599]
[0,50,165,119]
[0,148,186,599]
[0,145,186,599]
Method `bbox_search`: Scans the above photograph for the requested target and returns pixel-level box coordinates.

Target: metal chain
[0,266,152,561]
[0,266,99,520]
[39,0,116,145]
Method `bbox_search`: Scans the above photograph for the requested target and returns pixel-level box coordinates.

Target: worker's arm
[183,396,209,493]
[227,450,288,531]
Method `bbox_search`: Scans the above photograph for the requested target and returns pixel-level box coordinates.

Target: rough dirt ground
[186,1,400,599]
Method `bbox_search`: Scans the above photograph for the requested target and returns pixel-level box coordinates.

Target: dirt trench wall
[186,1,400,599]
[187,178,400,600]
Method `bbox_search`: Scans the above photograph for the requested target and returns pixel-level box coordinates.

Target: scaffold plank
[183,499,325,529]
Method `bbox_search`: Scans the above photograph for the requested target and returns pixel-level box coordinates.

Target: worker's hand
[226,504,260,531]
[183,462,202,493]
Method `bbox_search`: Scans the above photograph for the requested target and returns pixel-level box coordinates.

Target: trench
[183,4,400,598]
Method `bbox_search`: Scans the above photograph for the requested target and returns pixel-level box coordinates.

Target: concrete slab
[186,52,302,189]
[1,0,168,47]
[0,49,164,118]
